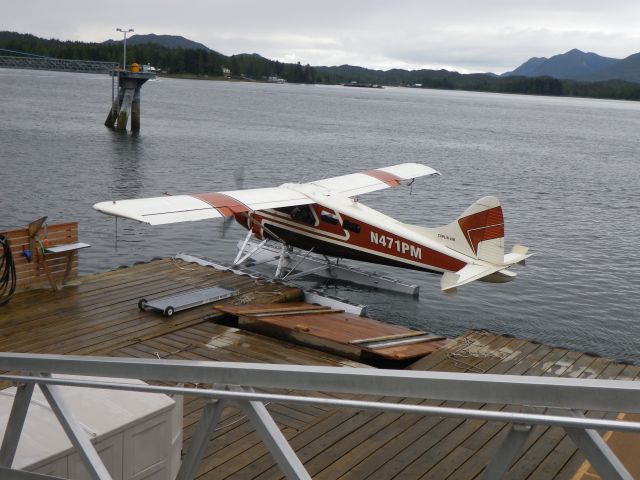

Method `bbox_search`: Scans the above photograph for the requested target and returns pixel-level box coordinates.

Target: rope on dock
[446,331,509,373]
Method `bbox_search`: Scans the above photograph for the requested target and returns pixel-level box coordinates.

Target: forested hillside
[0,31,315,83]
[2,32,640,100]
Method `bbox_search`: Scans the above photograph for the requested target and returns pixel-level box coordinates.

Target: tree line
[315,65,640,101]
[0,32,315,83]
[3,31,640,100]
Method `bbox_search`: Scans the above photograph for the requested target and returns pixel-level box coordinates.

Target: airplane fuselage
[235,200,469,276]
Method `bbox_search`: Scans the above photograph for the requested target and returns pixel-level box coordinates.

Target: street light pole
[116,28,134,71]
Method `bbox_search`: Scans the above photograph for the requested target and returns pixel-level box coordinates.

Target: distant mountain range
[117,36,640,84]
[103,33,212,51]
[504,48,640,83]
[3,30,640,90]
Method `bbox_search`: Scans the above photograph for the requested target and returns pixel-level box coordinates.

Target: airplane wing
[93,188,313,225]
[93,163,438,225]
[304,163,439,197]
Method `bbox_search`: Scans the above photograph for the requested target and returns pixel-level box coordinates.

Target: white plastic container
[0,376,182,479]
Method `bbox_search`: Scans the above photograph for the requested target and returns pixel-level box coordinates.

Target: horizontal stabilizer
[441,264,502,291]
[503,244,533,266]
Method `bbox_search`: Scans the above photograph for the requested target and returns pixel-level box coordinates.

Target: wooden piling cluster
[104,70,154,132]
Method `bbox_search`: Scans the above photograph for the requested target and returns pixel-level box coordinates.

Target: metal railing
[0,352,638,480]
[0,56,117,74]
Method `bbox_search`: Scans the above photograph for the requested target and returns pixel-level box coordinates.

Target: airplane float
[93,163,531,292]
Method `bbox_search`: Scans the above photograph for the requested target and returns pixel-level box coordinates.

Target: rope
[169,256,198,271]
[0,235,17,306]
[446,331,508,373]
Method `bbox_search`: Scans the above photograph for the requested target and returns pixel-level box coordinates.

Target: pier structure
[0,256,639,479]
[0,49,117,73]
[104,69,155,133]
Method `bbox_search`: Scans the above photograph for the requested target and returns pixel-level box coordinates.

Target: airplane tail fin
[422,196,532,293]
[430,196,505,264]
[429,196,532,292]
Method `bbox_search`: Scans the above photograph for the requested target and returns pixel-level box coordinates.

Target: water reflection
[108,132,143,198]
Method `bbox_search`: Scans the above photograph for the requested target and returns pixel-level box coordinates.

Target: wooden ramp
[214,303,447,365]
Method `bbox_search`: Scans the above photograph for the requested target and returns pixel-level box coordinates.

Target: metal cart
[138,287,237,317]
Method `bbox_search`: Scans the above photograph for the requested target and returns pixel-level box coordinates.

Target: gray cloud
[5,0,640,73]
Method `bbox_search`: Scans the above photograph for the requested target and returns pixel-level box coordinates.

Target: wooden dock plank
[508,358,624,479]
[529,364,640,480]
[333,339,540,480]
[294,334,519,480]
[376,337,552,480]
[428,343,576,480]
[443,350,594,480]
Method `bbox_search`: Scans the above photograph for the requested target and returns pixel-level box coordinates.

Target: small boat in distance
[141,64,158,74]
[344,81,383,89]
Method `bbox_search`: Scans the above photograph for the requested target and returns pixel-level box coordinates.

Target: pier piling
[105,68,154,133]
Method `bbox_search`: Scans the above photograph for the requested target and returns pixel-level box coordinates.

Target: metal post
[274,243,289,279]
[176,399,226,480]
[233,230,254,265]
[38,377,112,480]
[116,28,134,71]
[565,410,633,480]
[233,386,311,480]
[481,422,533,479]
[0,383,35,467]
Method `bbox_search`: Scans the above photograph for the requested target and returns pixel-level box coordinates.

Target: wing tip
[92,200,147,223]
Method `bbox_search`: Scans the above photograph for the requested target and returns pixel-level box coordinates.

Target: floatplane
[93,163,531,293]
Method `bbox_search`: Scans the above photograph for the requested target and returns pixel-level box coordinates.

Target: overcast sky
[5,0,640,73]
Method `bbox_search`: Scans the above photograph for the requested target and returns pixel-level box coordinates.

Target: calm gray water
[1,69,639,363]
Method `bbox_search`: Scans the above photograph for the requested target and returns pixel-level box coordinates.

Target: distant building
[267,76,286,84]
[222,67,231,78]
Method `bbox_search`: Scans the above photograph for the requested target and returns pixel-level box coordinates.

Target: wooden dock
[0,258,638,479]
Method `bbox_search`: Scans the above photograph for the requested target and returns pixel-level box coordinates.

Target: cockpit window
[290,205,316,225]
[343,219,361,233]
[320,210,339,225]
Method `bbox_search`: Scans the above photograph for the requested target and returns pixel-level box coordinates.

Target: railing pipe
[0,353,638,413]
[0,374,638,433]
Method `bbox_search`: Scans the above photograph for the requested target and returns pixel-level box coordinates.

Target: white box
[0,376,182,480]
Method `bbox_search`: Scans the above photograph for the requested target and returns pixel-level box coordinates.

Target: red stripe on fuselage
[195,193,250,217]
[251,204,466,273]
[364,169,403,187]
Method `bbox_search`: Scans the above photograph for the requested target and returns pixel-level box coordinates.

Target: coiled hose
[0,234,17,306]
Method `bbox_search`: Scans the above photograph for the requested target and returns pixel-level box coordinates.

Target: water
[1,69,639,363]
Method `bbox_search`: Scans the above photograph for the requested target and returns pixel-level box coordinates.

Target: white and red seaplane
[93,163,531,292]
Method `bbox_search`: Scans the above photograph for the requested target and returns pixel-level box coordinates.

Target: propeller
[219,166,245,238]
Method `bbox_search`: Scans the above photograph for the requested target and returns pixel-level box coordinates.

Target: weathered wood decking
[214,302,446,364]
[0,258,637,479]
